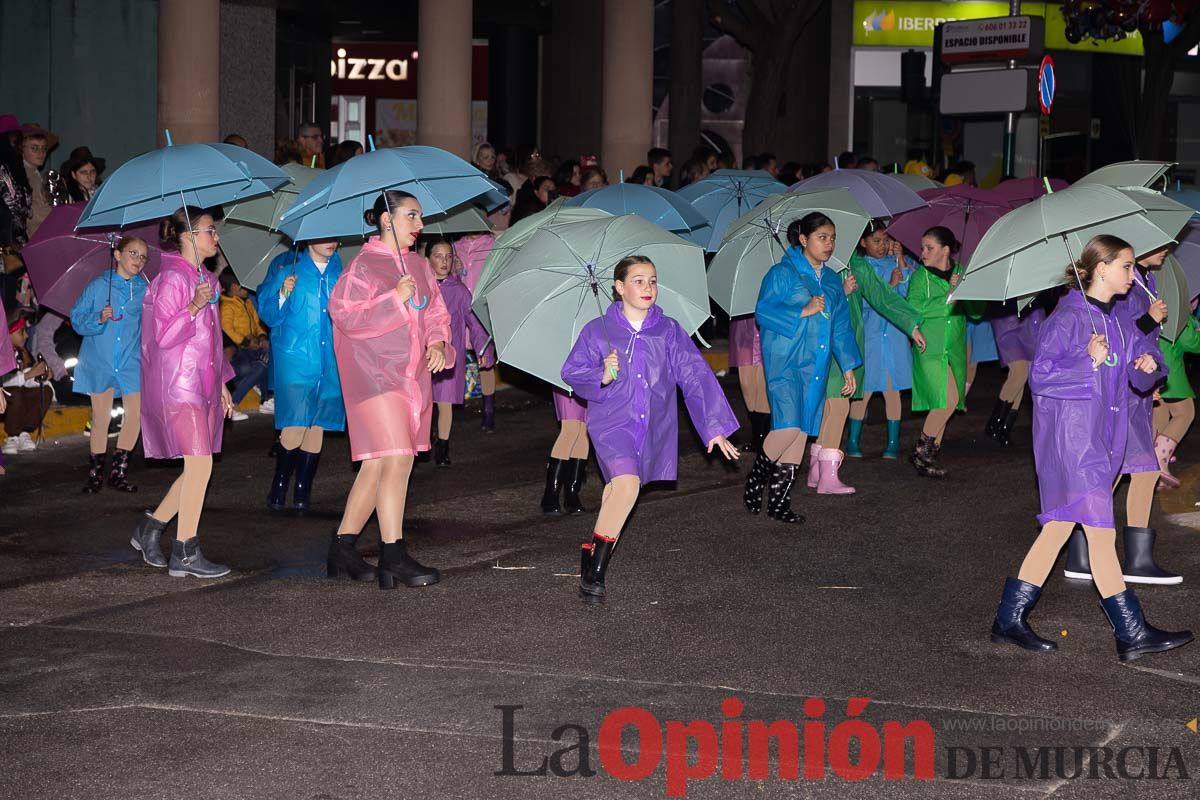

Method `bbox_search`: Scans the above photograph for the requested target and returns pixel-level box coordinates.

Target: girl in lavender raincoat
[562,255,740,604]
[983,298,1048,446]
[991,235,1192,663]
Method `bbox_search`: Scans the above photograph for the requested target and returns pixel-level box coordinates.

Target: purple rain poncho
[1113,267,1165,475]
[990,304,1047,367]
[431,271,491,405]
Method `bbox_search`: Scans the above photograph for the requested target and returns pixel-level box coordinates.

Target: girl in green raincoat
[1152,303,1200,487]
[908,226,983,477]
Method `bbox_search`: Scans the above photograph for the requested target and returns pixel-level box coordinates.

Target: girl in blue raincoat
[69,236,149,494]
[256,240,345,514]
[562,255,740,605]
[743,213,861,525]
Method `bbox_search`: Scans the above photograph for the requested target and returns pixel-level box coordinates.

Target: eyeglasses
[121,251,149,263]
[191,227,219,237]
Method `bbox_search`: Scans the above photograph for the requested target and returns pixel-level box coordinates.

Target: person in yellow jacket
[218,268,272,419]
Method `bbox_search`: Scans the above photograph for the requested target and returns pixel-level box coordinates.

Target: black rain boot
[765,462,804,524]
[742,452,772,514]
[168,537,231,579]
[481,394,496,433]
[325,532,377,582]
[108,448,138,492]
[267,445,299,511]
[292,450,321,514]
[985,399,1011,441]
[377,540,440,589]
[1063,526,1092,581]
[83,452,106,494]
[742,412,766,453]
[990,577,1058,652]
[910,434,946,478]
[540,458,566,515]
[433,438,451,467]
[415,446,431,463]
[1122,526,1182,585]
[130,510,169,568]
[563,458,587,514]
[993,407,1019,447]
[1100,589,1193,662]
[755,412,771,454]
[579,534,617,604]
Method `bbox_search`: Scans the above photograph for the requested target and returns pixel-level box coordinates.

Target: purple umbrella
[1170,220,1200,299]
[788,168,926,219]
[22,203,162,318]
[886,185,1015,265]
[991,176,1069,207]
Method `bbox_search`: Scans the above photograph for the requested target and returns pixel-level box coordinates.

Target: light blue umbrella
[563,182,709,235]
[677,169,787,252]
[277,144,503,241]
[76,133,290,229]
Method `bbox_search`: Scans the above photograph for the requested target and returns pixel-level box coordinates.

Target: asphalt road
[3,365,1199,799]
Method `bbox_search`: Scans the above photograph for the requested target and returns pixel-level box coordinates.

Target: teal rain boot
[882,420,902,459]
[845,418,863,458]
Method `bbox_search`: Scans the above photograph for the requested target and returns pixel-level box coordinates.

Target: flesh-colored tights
[737,365,769,414]
[481,367,496,397]
[550,419,589,460]
[921,367,959,444]
[1125,471,1157,528]
[434,403,453,440]
[850,374,902,423]
[151,454,213,542]
[90,390,141,454]
[999,360,1030,410]
[1153,398,1195,445]
[279,425,324,453]
[337,455,414,543]
[762,428,809,465]
[594,475,641,539]
[1016,521,1126,598]
[816,398,850,449]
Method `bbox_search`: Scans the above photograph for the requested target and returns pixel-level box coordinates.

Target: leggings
[550,419,589,460]
[921,367,959,444]
[89,389,141,454]
[737,365,769,414]
[1153,398,1195,445]
[998,360,1030,410]
[280,425,324,453]
[1016,520,1125,598]
[337,455,415,543]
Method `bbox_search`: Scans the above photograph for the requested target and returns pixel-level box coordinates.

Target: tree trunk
[741,47,791,158]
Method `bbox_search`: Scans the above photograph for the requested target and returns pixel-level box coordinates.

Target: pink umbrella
[21,203,163,317]
[990,176,1069,207]
[886,185,1015,265]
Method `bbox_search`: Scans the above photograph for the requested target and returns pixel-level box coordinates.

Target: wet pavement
[2,366,1199,799]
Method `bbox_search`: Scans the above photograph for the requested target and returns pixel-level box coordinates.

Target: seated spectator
[857,156,880,172]
[647,148,672,187]
[554,160,582,197]
[274,138,303,166]
[580,166,608,192]
[223,134,248,148]
[2,314,52,454]
[509,176,555,226]
[677,159,705,189]
[328,139,363,168]
[62,156,101,202]
[755,152,779,178]
[217,269,270,420]
[836,150,858,169]
[629,165,654,186]
[778,161,801,186]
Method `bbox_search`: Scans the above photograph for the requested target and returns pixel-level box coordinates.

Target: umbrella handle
[408,294,428,310]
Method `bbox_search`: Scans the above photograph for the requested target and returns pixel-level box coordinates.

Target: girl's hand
[425,342,447,372]
[707,434,740,461]
[1087,334,1110,368]
[801,295,826,318]
[843,274,858,295]
[0,388,6,414]
[221,385,234,418]
[191,282,213,308]
[889,267,904,287]
[281,275,297,296]
[1149,299,1168,323]
[911,326,927,352]
[395,275,417,304]
[841,370,857,397]
[100,304,114,324]
[1133,354,1158,374]
[601,350,620,385]
[949,272,962,288]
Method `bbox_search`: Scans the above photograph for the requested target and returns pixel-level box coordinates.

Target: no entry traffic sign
[1038,55,1056,115]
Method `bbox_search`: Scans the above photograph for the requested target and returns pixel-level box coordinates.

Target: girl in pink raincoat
[327,191,455,590]
[132,207,235,580]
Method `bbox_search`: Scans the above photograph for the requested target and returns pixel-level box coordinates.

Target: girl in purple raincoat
[990,235,1192,663]
[132,207,236,580]
[983,298,1048,446]
[540,388,590,516]
[562,255,740,604]
[455,231,501,431]
[729,316,770,453]
[425,236,492,466]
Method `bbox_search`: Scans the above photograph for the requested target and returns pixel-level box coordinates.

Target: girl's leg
[280,426,305,450]
[175,454,214,541]
[748,365,769,414]
[337,458,382,535]
[550,422,575,460]
[1153,400,1170,436]
[593,475,642,539]
[152,474,185,523]
[1126,471,1158,528]
[922,367,960,444]
[300,426,324,453]
[1163,398,1195,445]
[816,398,850,449]
[436,402,453,440]
[849,393,871,422]
[1000,361,1030,410]
[737,367,757,413]
[89,389,114,454]
[116,392,141,451]
[965,360,978,396]
[1016,520,1075,587]
[1081,525,1126,599]
[480,367,497,431]
[883,389,902,421]
[763,429,806,463]
[481,367,496,397]
[567,420,590,459]
[376,454,416,542]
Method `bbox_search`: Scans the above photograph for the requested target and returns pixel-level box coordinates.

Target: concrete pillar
[601,0,653,179]
[158,0,220,145]
[827,0,853,158]
[418,0,473,158]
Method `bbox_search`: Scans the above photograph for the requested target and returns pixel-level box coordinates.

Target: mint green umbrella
[707,188,871,317]
[479,214,708,391]
[218,163,322,287]
[1151,254,1190,342]
[1075,160,1174,190]
[1115,187,1193,245]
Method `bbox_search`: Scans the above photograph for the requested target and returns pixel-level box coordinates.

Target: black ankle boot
[540,458,566,515]
[743,452,772,514]
[985,399,1011,441]
[83,452,106,494]
[325,533,377,581]
[994,408,1019,447]
[579,534,617,604]
[1122,527,1182,585]
[1063,526,1092,581]
[433,438,451,466]
[378,540,440,589]
[267,446,299,511]
[130,510,169,568]
[108,448,137,492]
[990,577,1058,652]
[481,394,496,432]
[563,458,587,514]
[1100,589,1193,662]
[910,434,946,478]
[292,450,321,513]
[765,462,804,524]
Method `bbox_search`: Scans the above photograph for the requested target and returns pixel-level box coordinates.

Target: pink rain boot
[1155,434,1181,489]
[806,444,823,488]
[816,448,856,495]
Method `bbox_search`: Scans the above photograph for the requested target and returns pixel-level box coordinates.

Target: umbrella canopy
[23,203,162,316]
[471,203,612,333]
[1075,160,1174,190]
[886,185,1015,265]
[707,188,871,317]
[221,162,320,232]
[1165,187,1200,217]
[76,140,290,229]
[890,173,943,192]
[990,176,1069,207]
[1170,220,1200,297]
[787,168,926,219]
[950,184,1178,303]
[677,169,787,252]
[477,214,709,391]
[563,182,708,234]
[1114,187,1194,247]
[277,145,502,241]
[421,203,493,235]
[1155,255,1191,342]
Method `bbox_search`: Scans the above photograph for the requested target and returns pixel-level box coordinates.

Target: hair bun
[364,209,378,227]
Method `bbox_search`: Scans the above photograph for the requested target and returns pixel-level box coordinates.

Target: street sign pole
[1002,0,1021,177]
